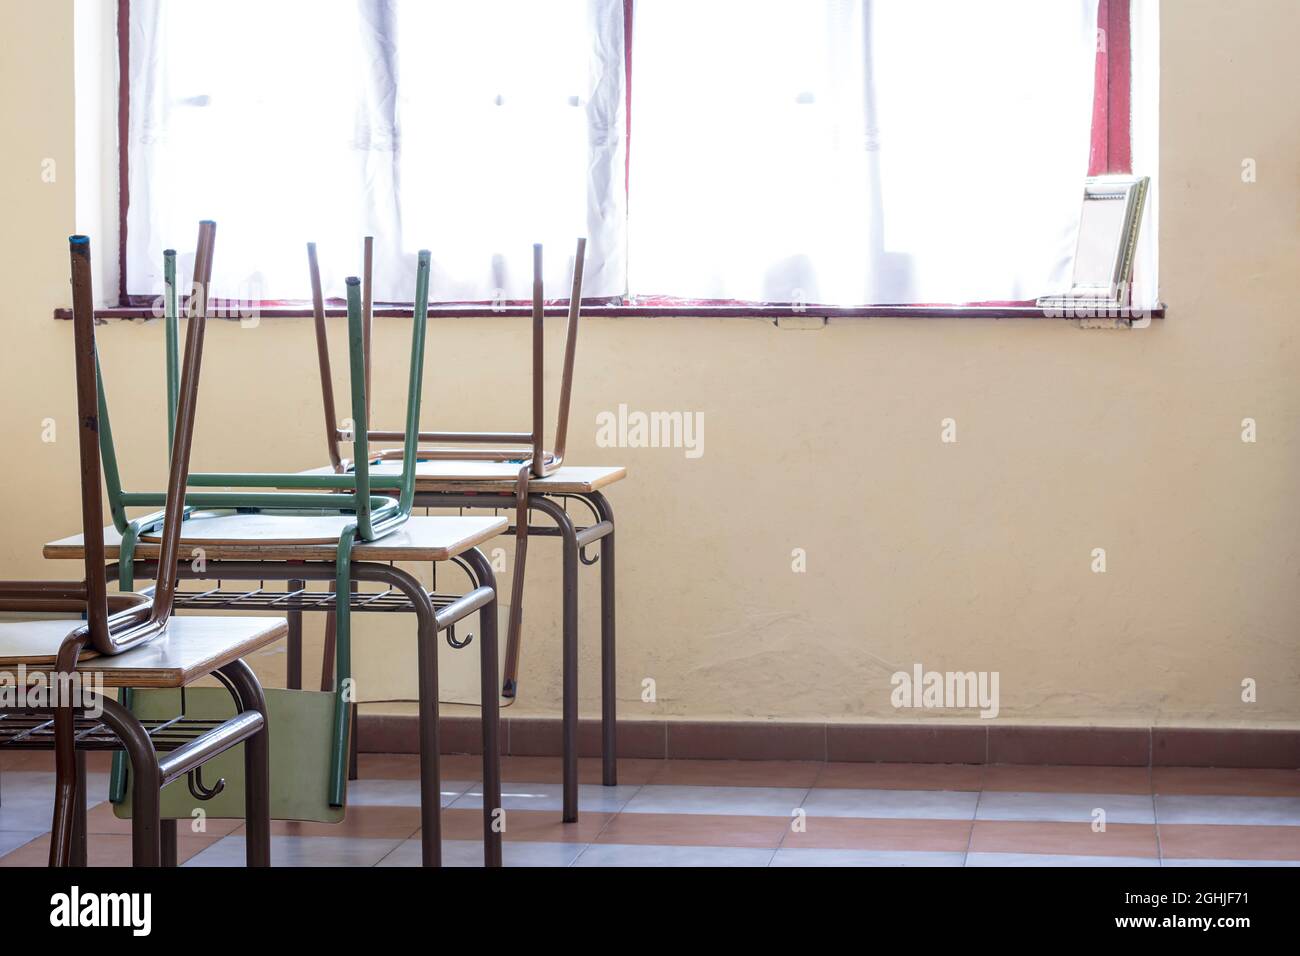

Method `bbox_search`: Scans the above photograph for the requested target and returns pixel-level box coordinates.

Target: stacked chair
[0,233,280,867]
[105,223,433,809]
[310,238,588,698]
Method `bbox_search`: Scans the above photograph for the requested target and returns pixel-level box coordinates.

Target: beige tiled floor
[2,753,1298,866]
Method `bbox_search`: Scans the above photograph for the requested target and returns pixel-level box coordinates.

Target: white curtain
[628,0,1100,304]
[126,0,626,303]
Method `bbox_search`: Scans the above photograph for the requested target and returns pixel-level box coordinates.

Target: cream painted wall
[1,0,1296,729]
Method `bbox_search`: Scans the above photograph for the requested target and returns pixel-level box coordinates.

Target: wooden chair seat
[141,510,364,546]
[46,513,508,563]
[0,616,103,666]
[0,614,286,683]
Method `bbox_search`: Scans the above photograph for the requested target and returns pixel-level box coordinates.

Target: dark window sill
[54,303,1166,321]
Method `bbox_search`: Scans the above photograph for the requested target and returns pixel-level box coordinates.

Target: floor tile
[771,848,965,867]
[969,821,1158,858]
[802,788,978,820]
[574,843,775,867]
[502,756,664,786]
[595,812,789,849]
[438,808,613,843]
[185,834,403,867]
[0,753,47,772]
[346,778,475,808]
[965,852,1158,867]
[355,753,422,779]
[0,773,62,832]
[395,832,497,865]
[0,752,114,773]
[1157,824,1300,861]
[1155,795,1300,826]
[84,802,245,838]
[1152,767,1300,797]
[976,792,1155,824]
[647,760,822,788]
[622,784,808,816]
[270,804,420,840]
[1,834,131,867]
[451,839,584,867]
[0,831,44,859]
[589,759,666,786]
[448,782,642,813]
[982,765,1151,795]
[435,754,513,780]
[813,763,984,791]
[3,832,220,867]
[783,817,973,852]
[377,838,585,867]
[9,753,1297,869]
[0,772,109,831]
[1161,857,1300,867]
[430,755,663,786]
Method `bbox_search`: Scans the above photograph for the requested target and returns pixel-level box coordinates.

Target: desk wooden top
[43,513,508,564]
[0,615,287,686]
[299,462,627,495]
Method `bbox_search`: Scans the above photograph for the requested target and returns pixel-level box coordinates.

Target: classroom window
[123,0,627,304]
[121,0,1127,309]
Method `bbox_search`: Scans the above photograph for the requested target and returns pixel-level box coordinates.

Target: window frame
[94,0,1151,321]
[1089,0,1133,176]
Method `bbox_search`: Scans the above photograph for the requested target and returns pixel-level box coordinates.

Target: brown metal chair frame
[0,233,271,867]
[312,238,587,696]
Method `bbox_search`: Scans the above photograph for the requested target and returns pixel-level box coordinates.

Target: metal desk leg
[461,547,503,866]
[161,819,178,867]
[219,658,271,867]
[349,701,359,781]
[416,625,441,866]
[72,750,88,867]
[414,585,442,867]
[83,697,162,867]
[287,577,304,690]
[320,606,337,693]
[364,563,442,866]
[347,582,359,782]
[587,491,618,787]
[527,496,580,823]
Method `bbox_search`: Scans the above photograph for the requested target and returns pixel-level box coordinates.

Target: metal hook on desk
[444,554,483,648]
[187,765,226,801]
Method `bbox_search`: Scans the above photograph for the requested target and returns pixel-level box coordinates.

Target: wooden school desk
[1,615,284,866]
[44,512,508,867]
[301,461,626,824]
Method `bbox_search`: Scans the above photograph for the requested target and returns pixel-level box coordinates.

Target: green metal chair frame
[100,222,431,806]
[314,239,588,699]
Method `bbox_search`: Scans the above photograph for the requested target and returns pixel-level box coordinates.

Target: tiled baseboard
[357,715,1300,769]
